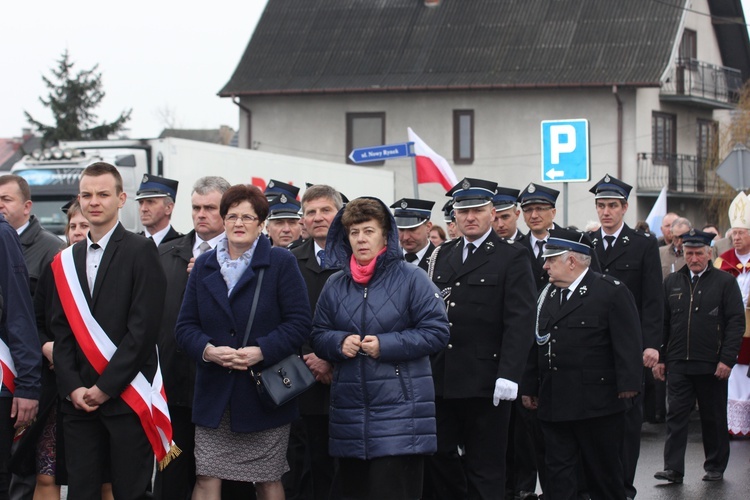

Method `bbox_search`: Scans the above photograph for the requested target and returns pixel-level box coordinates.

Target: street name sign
[348,142,413,164]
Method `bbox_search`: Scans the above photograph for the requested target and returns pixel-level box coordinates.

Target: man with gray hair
[659,217,692,279]
[522,228,642,499]
[136,174,182,247]
[152,176,230,500]
[286,184,344,499]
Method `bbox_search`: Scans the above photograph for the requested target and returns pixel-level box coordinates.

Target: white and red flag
[408,127,458,191]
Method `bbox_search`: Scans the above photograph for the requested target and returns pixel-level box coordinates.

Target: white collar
[146,224,172,247]
[193,232,225,254]
[404,243,429,265]
[464,229,492,250]
[602,223,624,240]
[15,220,30,236]
[88,223,118,250]
[565,267,589,295]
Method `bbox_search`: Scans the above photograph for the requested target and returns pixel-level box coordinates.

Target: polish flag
[408,128,458,191]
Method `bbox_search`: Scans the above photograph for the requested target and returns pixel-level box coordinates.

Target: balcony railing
[661,59,742,108]
[637,153,722,195]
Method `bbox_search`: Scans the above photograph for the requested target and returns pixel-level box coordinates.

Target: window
[652,112,676,165]
[679,29,697,63]
[697,119,718,162]
[453,110,474,164]
[346,113,385,165]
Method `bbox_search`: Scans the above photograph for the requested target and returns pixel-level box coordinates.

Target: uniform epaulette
[632,228,655,240]
[441,238,462,249]
[600,274,623,286]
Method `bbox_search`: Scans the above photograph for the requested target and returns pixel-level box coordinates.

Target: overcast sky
[0,0,268,139]
[2,0,749,141]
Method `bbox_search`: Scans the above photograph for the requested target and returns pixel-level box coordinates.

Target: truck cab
[11,146,147,236]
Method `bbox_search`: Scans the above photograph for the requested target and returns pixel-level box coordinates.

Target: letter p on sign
[550,125,576,164]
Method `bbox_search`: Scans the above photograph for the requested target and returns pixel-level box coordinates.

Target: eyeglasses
[521,206,554,214]
[225,214,259,224]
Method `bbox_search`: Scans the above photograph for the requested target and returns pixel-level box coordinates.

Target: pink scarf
[350,247,387,284]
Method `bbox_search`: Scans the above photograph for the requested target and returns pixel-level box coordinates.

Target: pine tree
[25,50,132,146]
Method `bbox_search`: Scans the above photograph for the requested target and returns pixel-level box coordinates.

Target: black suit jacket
[291,238,338,414]
[588,224,663,351]
[430,231,536,398]
[416,242,436,272]
[155,231,195,407]
[523,270,643,422]
[51,223,167,416]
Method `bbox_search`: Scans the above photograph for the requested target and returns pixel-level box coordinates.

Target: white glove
[493,378,518,405]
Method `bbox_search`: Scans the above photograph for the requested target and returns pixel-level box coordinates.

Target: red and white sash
[51,247,180,469]
[0,338,16,393]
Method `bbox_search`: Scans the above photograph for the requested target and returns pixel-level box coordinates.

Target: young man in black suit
[50,162,167,499]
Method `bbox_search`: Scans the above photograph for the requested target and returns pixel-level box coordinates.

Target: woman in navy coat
[311,197,449,500]
[175,185,310,500]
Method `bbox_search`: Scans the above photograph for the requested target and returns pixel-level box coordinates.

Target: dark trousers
[664,372,730,475]
[621,378,644,499]
[153,405,195,500]
[511,400,541,495]
[0,398,14,500]
[283,415,338,500]
[339,455,423,500]
[63,409,153,500]
[540,412,625,500]
[426,397,511,500]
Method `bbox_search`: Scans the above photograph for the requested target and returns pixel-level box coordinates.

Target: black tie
[604,235,615,257]
[691,274,699,287]
[405,252,419,263]
[536,240,546,265]
[559,287,569,307]
[465,243,476,263]
[90,243,100,250]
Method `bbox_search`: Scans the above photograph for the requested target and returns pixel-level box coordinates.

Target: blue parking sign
[541,119,590,183]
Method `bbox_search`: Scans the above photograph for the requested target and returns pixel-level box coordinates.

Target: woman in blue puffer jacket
[311,197,450,500]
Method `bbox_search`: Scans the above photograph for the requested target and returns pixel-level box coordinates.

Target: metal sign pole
[563,182,568,227]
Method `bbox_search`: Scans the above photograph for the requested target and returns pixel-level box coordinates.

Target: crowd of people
[0,166,749,500]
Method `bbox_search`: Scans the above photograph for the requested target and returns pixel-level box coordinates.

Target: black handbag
[243,268,316,409]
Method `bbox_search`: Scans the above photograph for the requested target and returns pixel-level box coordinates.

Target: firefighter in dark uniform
[390,198,435,271]
[519,183,561,291]
[586,174,662,500]
[426,178,536,500]
[522,228,643,500]
[491,187,525,242]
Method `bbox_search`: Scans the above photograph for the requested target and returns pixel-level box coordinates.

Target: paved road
[633,416,750,499]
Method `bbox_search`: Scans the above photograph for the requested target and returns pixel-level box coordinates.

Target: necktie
[464,243,476,263]
[90,243,101,250]
[691,274,699,287]
[604,235,615,257]
[198,241,211,255]
[405,252,419,263]
[317,249,326,267]
[536,240,546,266]
[559,287,569,306]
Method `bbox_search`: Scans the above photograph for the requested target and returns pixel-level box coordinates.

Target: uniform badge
[550,288,557,298]
[462,179,471,190]
[401,200,408,209]
[280,194,288,203]
[528,184,536,193]
[142,174,149,183]
[579,286,588,296]
[591,237,599,246]
[485,241,494,249]
[268,181,275,188]
[604,174,611,183]
[622,235,630,246]
[614,280,621,285]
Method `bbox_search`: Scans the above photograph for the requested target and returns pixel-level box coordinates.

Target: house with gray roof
[219,0,750,227]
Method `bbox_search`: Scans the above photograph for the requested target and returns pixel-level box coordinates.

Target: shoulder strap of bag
[241,268,265,348]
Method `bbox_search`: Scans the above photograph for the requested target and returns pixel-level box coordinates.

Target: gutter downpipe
[613,85,623,179]
[232,96,252,148]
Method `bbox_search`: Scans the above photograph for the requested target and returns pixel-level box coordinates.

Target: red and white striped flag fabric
[408,127,459,191]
